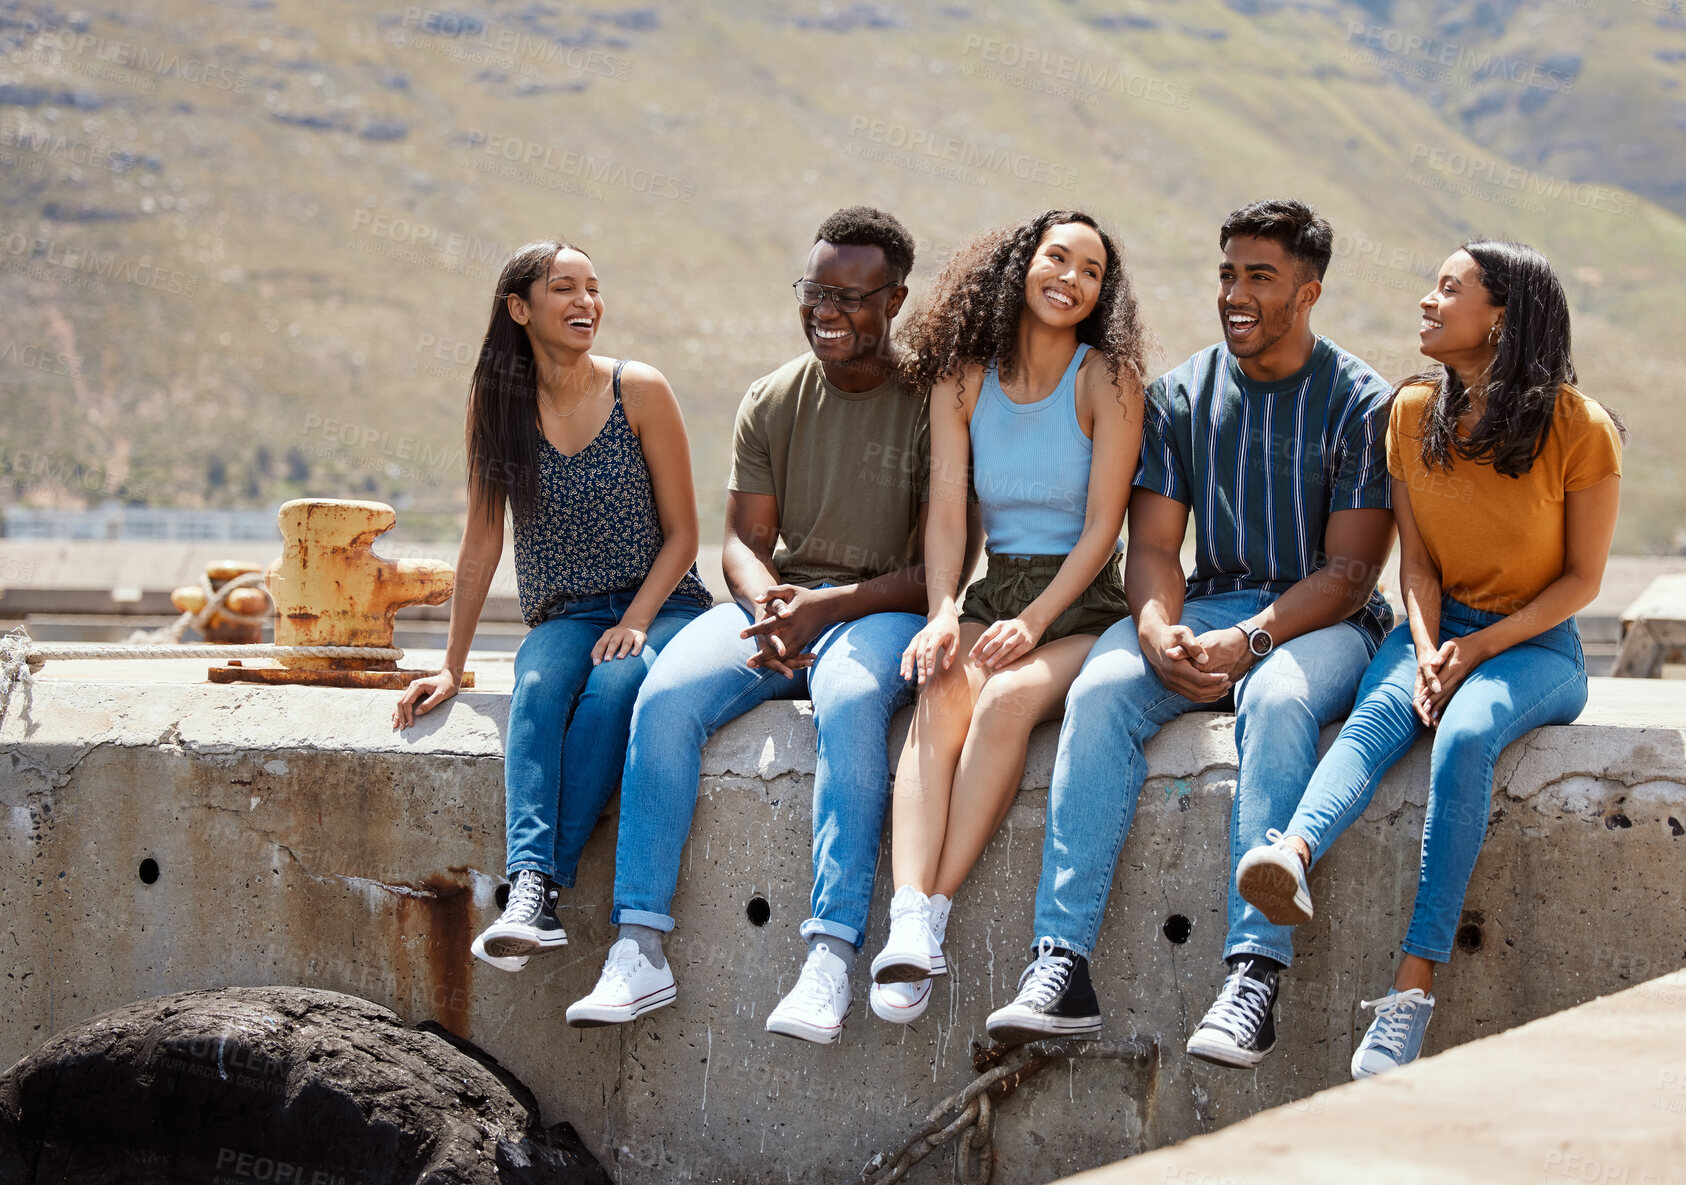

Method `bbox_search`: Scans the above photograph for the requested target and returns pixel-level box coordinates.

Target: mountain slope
[1,0,1680,549]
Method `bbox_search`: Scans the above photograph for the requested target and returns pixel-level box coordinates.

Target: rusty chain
[856,1037,1156,1185]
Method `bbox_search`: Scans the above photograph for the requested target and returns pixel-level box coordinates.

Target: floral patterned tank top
[513,360,713,626]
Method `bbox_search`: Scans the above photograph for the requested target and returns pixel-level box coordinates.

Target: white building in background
[2,503,281,542]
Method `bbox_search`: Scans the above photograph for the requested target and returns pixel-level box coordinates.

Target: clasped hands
[740,584,832,677]
[1145,622,1256,702]
[1412,635,1487,727]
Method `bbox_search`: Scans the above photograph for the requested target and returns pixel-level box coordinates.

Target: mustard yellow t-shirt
[1387,382,1622,615]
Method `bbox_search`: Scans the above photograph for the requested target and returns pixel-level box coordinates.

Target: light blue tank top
[971,342,1102,557]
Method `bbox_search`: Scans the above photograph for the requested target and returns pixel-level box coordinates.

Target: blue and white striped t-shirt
[1134,336,1395,645]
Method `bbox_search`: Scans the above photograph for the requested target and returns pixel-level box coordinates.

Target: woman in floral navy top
[393,238,712,971]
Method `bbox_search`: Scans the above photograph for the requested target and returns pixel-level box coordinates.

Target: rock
[0,986,609,1185]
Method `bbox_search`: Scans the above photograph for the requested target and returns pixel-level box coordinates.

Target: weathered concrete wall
[3,679,1684,1183]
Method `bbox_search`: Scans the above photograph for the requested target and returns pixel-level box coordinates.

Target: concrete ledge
[1064,969,1686,1185]
[4,678,1685,1183]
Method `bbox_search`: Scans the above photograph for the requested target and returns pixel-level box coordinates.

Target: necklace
[539,380,596,418]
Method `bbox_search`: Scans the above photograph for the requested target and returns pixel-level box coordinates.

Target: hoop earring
[1487,323,1502,346]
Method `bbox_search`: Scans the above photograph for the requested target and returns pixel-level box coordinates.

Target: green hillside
[1,0,1681,550]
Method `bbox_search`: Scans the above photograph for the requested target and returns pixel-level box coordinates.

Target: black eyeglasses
[792,279,896,313]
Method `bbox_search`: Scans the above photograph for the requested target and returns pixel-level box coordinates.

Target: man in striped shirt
[986,199,1396,1068]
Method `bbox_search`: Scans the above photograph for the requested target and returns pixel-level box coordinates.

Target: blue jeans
[1284,598,1587,962]
[1034,588,1377,966]
[613,600,922,948]
[504,590,708,886]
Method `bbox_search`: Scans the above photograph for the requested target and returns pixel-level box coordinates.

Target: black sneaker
[984,938,1103,1044]
[474,870,568,961]
[1186,958,1278,1068]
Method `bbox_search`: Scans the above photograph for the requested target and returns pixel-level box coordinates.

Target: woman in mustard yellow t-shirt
[1231,240,1623,1079]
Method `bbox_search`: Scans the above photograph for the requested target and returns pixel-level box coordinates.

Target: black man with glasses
[567,207,982,1043]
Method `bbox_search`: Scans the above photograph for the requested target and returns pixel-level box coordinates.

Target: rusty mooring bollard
[208,498,473,690]
[171,561,269,644]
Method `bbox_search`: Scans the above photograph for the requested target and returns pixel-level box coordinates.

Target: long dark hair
[899,209,1153,400]
[1413,239,1619,478]
[466,238,586,525]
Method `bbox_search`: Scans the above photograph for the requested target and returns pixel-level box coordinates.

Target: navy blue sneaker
[1187,959,1279,1068]
[985,938,1103,1044]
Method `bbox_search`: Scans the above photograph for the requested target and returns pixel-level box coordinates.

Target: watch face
[1249,630,1272,656]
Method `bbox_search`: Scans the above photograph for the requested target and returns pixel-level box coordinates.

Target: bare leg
[889,623,989,892]
[1394,953,1436,994]
[933,634,1097,898]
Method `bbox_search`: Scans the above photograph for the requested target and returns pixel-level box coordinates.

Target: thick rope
[856,1038,1156,1185]
[125,570,273,645]
[0,628,33,732]
[0,625,405,732]
[17,642,403,664]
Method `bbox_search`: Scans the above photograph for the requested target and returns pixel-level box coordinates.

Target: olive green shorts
[959,552,1131,643]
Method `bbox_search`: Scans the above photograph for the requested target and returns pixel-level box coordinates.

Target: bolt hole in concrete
[496,882,511,911]
[1456,923,1484,953]
[746,896,771,927]
[1162,914,1192,944]
[138,858,160,885]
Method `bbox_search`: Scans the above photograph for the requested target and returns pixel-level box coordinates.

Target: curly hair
[813,205,917,284]
[898,210,1153,400]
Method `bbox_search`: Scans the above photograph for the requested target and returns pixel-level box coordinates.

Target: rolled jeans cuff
[611,906,675,933]
[1400,938,1451,965]
[800,917,862,949]
[1035,934,1093,961]
[1222,940,1294,969]
[505,859,559,884]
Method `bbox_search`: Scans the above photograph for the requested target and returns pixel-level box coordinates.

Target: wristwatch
[1238,621,1274,658]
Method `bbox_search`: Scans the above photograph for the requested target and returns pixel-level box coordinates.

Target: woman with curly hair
[866,210,1151,1023]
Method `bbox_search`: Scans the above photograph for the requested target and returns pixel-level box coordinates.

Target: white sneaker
[869,894,952,1025]
[871,886,944,984]
[564,938,676,1027]
[1235,828,1314,926]
[870,977,933,1022]
[765,941,852,1044]
[470,932,529,973]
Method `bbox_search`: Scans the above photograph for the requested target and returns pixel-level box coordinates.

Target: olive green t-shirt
[727,352,929,589]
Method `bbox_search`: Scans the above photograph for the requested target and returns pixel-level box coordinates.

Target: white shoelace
[786,949,845,1014]
[1360,990,1430,1057]
[1014,938,1073,1009]
[501,871,547,923]
[1204,964,1273,1038]
[888,887,929,926]
[597,941,645,993]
